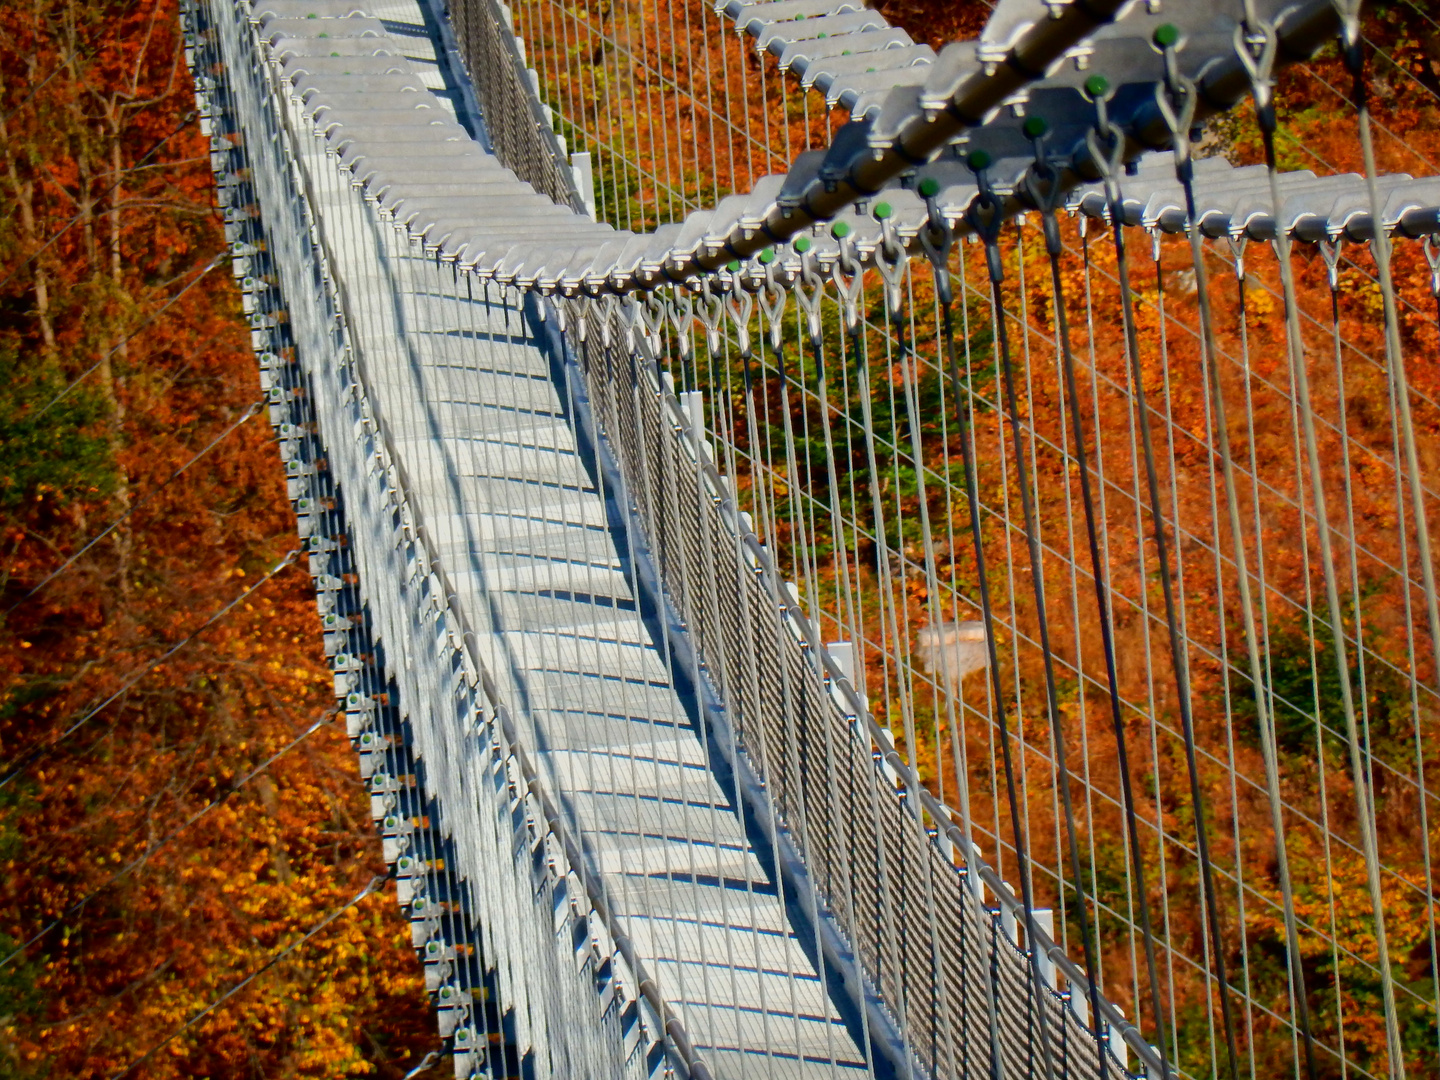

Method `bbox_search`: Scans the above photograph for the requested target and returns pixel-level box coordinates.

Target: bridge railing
[453,1,1440,1078]
[192,0,1440,1076]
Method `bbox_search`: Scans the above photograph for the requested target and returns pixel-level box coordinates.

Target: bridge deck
[266,0,870,1074]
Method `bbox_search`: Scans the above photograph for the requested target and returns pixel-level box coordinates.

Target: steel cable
[6,397,265,614]
[0,707,338,972]
[0,549,299,790]
[106,873,387,1080]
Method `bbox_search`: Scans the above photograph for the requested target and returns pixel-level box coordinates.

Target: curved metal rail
[186,0,1440,1076]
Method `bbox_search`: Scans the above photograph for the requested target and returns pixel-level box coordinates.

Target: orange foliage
[0,1,430,1076]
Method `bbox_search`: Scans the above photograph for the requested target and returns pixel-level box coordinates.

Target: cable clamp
[796,253,827,345]
[723,278,754,357]
[830,236,864,333]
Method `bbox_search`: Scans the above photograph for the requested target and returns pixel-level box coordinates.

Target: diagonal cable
[0,706,338,971]
[105,874,387,1080]
[36,252,225,418]
[0,111,199,295]
[8,397,264,613]
[0,549,299,791]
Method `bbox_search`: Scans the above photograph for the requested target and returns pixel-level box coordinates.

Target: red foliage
[0,2,431,1076]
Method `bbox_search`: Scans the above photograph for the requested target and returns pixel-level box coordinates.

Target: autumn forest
[4,0,1440,1079]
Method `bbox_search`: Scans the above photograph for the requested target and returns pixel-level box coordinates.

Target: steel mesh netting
[562,305,1125,1080]
[450,0,586,210]
[463,1,1440,1076]
[211,0,1440,1076]
[475,12,1440,1080]
[452,0,835,229]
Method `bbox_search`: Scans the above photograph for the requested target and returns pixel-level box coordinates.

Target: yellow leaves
[1338,266,1385,318]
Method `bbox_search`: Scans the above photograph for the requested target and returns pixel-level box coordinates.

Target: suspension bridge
[182,0,1440,1077]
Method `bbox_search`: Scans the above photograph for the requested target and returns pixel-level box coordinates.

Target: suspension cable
[0,111,200,294]
[0,45,83,126]
[1014,125,1149,1078]
[0,707,338,971]
[1084,72,1215,1076]
[36,252,226,417]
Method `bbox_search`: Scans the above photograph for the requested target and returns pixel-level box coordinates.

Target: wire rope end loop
[917,199,954,307]
[963,150,1007,282]
[1422,235,1440,298]
[917,177,956,306]
[757,276,787,354]
[872,201,906,317]
[401,1050,442,1079]
[829,222,865,333]
[665,289,695,360]
[1233,18,1279,132]
[1152,26,1199,170]
[723,271,755,358]
[260,549,302,587]
[696,278,725,354]
[1332,0,1362,62]
[1020,117,1066,256]
[793,236,827,345]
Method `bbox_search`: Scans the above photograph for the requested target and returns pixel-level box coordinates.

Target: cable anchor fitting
[917,176,955,306]
[723,274,754,357]
[793,238,827,345]
[829,223,865,334]
[1019,116,1066,258]
[1424,235,1440,298]
[666,288,695,361]
[963,151,1006,285]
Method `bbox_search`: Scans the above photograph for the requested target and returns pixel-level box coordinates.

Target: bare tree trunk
[103,106,134,599]
[0,82,58,356]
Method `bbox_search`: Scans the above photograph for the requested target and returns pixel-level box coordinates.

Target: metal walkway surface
[227,1,869,1075]
[187,0,1440,1076]
[318,177,868,1077]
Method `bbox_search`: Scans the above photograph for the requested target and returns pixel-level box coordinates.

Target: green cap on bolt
[831,221,851,239]
[873,201,892,220]
[1153,23,1180,48]
[966,149,992,172]
[1022,116,1048,140]
[793,235,812,253]
[726,259,740,272]
[758,247,775,264]
[917,176,940,198]
[1084,74,1110,100]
